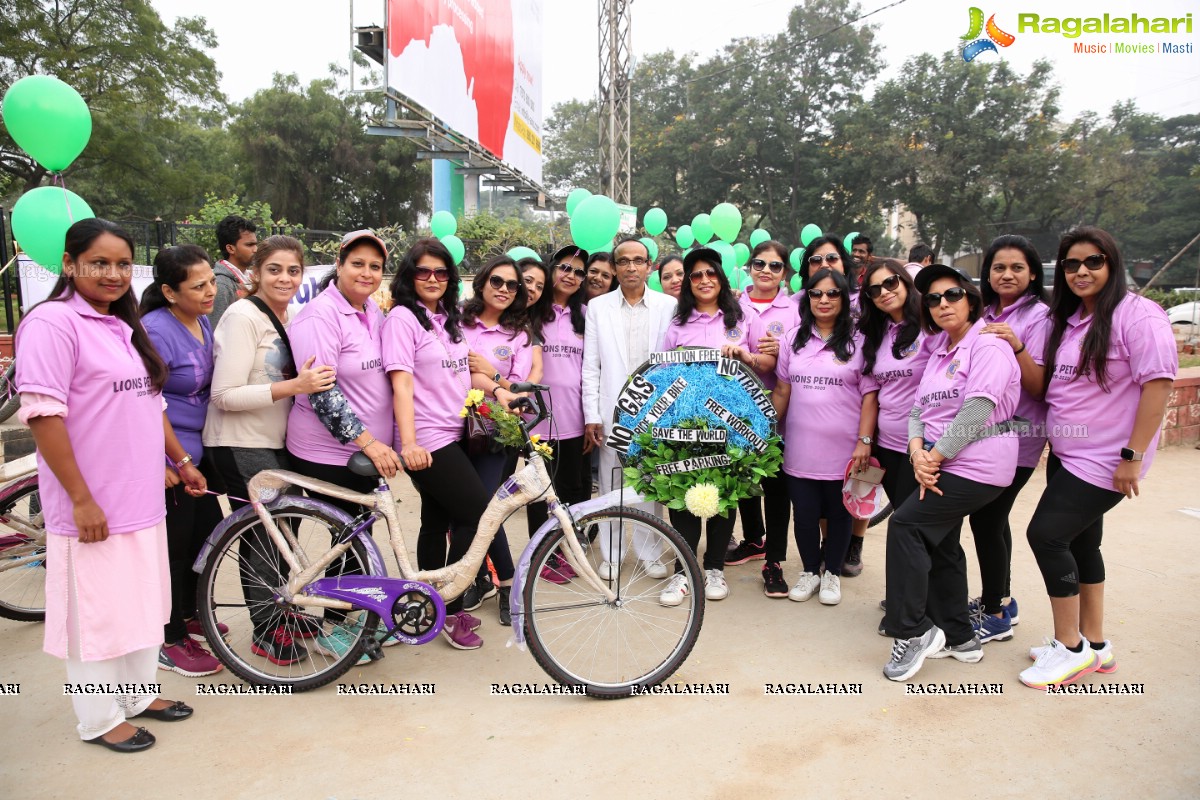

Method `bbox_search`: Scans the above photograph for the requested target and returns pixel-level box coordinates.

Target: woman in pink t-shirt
[17,219,204,752]
[584,251,617,303]
[1020,227,1176,689]
[656,254,685,300]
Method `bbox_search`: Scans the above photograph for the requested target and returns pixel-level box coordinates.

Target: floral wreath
[461,389,553,459]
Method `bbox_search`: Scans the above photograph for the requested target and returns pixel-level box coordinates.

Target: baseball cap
[339,229,388,262]
[914,263,972,294]
[549,245,589,265]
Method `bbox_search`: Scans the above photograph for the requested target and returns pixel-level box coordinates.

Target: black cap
[914,263,972,294]
[549,245,589,265]
[683,247,721,273]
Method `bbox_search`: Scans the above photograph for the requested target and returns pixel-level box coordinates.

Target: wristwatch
[859,436,873,445]
[1119,447,1143,462]
[174,454,193,470]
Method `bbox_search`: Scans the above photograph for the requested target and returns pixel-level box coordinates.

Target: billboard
[387,0,543,184]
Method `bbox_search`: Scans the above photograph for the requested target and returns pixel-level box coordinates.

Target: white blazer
[582,288,678,430]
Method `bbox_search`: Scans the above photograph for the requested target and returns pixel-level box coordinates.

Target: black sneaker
[842,537,864,577]
[762,561,788,598]
[463,574,498,612]
[251,626,309,665]
[497,586,512,626]
[284,611,323,639]
[725,539,766,566]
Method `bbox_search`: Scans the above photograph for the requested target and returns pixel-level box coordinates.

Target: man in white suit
[583,237,677,578]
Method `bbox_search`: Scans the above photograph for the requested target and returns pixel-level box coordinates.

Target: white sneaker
[788,572,821,602]
[598,561,617,580]
[818,572,841,605]
[1019,638,1100,688]
[1030,637,1117,674]
[659,573,690,607]
[704,569,729,600]
[641,558,669,579]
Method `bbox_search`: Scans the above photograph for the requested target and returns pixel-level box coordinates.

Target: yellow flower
[466,388,485,406]
[684,483,721,519]
[534,442,554,459]
[530,434,542,443]
[458,406,469,418]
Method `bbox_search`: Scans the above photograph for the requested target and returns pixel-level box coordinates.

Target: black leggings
[787,477,852,575]
[163,455,224,643]
[1026,453,1123,598]
[736,470,790,561]
[525,436,588,538]
[875,445,919,518]
[968,465,1034,614]
[405,439,490,614]
[668,508,736,571]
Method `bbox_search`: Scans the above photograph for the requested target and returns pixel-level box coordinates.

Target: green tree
[543,99,601,194]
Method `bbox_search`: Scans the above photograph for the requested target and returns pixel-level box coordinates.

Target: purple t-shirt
[738,291,800,389]
[461,318,536,383]
[868,321,934,453]
[532,304,586,440]
[144,307,213,461]
[16,293,166,536]
[916,320,1020,487]
[381,305,470,453]
[661,308,766,352]
[286,284,394,465]
[1045,293,1177,491]
[984,295,1051,468]
[775,327,880,480]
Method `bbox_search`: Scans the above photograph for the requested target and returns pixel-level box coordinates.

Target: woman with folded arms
[772,268,878,608]
[657,253,685,301]
[881,265,1020,682]
[658,247,773,606]
[727,240,797,598]
[1019,228,1175,689]
[18,219,202,753]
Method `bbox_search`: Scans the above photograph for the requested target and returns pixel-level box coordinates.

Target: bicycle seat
[347,451,380,478]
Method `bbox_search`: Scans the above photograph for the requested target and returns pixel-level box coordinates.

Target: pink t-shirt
[738,291,800,389]
[15,293,166,536]
[286,284,394,465]
[775,327,880,480]
[916,320,1020,487]
[661,308,766,352]
[985,294,1052,468]
[381,305,471,453]
[461,318,536,384]
[1045,293,1177,490]
[532,304,586,440]
[868,321,935,453]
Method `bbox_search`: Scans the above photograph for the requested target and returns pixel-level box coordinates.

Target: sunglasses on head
[689,267,720,283]
[556,263,587,278]
[923,287,968,307]
[807,288,843,299]
[808,253,841,266]
[488,274,521,293]
[1061,254,1107,274]
[750,258,785,274]
[865,274,902,299]
[413,266,450,283]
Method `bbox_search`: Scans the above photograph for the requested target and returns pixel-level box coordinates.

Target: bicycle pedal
[363,640,385,661]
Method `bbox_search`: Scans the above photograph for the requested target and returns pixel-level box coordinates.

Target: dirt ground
[1,446,1198,799]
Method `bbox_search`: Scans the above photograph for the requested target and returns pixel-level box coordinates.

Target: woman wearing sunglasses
[524,245,592,583]
[459,255,540,623]
[1019,228,1175,689]
[656,248,773,605]
[772,269,878,607]
[881,265,1021,682]
[725,240,798,597]
[657,254,685,300]
[382,238,494,649]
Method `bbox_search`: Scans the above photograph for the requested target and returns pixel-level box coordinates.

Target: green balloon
[2,75,92,172]
[691,214,713,245]
[844,231,860,253]
[800,223,823,247]
[11,186,95,273]
[734,242,750,267]
[506,246,541,262]
[639,237,659,263]
[675,225,695,249]
[565,188,592,217]
[644,207,668,237]
[709,240,736,274]
[789,248,803,271]
[441,234,465,266]
[789,274,802,294]
[736,270,753,290]
[648,272,663,292]
[710,202,742,244]
[430,210,457,238]
[749,228,771,248]
[570,194,621,252]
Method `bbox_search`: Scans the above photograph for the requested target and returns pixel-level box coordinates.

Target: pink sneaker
[185,618,229,641]
[458,610,482,631]
[441,611,483,650]
[159,636,224,677]
[540,553,577,584]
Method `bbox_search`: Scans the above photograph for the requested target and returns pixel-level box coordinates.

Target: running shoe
[971,607,1014,643]
[818,572,842,605]
[841,537,864,577]
[788,572,821,602]
[659,574,690,607]
[762,561,788,598]
[1019,638,1100,688]
[441,611,483,650]
[159,636,223,677]
[704,569,729,600]
[725,539,766,566]
[883,625,946,682]
[1030,638,1116,674]
[251,626,308,665]
[928,634,984,663]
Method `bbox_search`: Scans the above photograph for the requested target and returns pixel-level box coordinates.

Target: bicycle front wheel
[196,502,379,691]
[523,507,705,699]
[0,478,46,622]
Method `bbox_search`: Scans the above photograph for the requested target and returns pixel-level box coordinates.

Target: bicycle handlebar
[509,382,551,445]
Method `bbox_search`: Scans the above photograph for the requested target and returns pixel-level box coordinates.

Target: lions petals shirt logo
[961,7,1016,61]
[945,359,962,379]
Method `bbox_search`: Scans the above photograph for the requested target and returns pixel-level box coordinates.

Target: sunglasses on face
[808,253,842,266]
[865,274,902,299]
[488,274,521,293]
[413,266,450,283]
[750,258,785,274]
[1061,254,1107,274]
[556,263,587,278]
[807,288,843,299]
[689,268,720,283]
[923,287,968,307]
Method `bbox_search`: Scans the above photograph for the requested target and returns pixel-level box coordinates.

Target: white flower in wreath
[684,483,721,519]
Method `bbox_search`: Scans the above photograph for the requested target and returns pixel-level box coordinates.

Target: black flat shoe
[84,727,156,753]
[132,700,194,722]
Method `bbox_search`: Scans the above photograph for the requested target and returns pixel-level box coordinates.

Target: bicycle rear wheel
[195,502,379,691]
[0,478,46,622]
[0,361,19,424]
[523,506,704,699]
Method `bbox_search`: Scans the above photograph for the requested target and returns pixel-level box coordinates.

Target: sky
[151,0,1199,123]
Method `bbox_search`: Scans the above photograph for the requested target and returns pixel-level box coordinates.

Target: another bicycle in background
[0,453,45,621]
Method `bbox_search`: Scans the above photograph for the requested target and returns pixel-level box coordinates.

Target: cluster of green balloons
[3,75,96,273]
[429,210,465,265]
[565,188,623,253]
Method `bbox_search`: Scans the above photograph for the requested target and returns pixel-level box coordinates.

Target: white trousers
[596,445,664,563]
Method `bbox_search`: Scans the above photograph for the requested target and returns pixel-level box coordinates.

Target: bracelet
[359,436,377,451]
[174,454,193,470]
[1013,343,1026,356]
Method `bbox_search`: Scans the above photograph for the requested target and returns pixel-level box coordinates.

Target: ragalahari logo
[960,7,1016,61]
